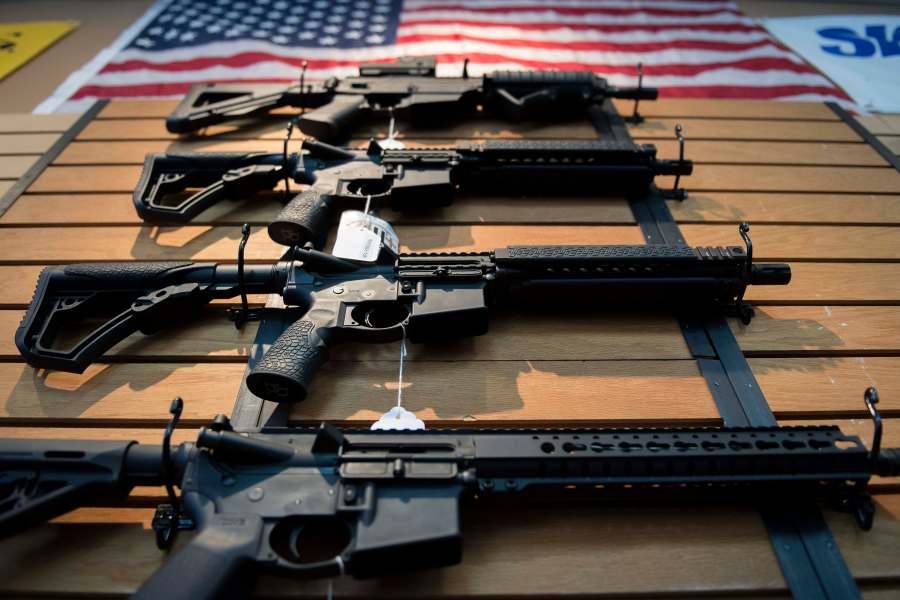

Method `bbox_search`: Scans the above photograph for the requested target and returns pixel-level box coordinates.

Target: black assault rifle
[134,138,692,247]
[0,391,897,600]
[165,56,658,140]
[15,226,788,402]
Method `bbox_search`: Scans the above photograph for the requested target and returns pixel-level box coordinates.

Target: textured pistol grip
[268,188,330,247]
[246,319,330,402]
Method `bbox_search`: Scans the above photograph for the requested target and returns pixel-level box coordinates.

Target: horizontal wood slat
[746,263,900,305]
[6,193,900,228]
[681,224,900,261]
[670,193,900,225]
[53,139,886,167]
[0,133,60,155]
[0,223,895,263]
[0,114,78,134]
[731,306,900,355]
[0,194,637,226]
[0,225,648,263]
[0,156,38,179]
[0,498,896,598]
[96,98,842,121]
[0,360,717,426]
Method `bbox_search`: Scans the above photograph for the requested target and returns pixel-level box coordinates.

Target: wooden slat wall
[0,99,899,598]
[0,114,76,200]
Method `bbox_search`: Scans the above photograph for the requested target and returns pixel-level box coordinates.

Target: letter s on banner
[818,27,877,57]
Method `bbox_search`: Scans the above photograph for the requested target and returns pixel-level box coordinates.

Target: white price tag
[331,210,399,262]
[371,406,425,431]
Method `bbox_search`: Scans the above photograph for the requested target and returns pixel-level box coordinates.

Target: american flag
[38,0,853,113]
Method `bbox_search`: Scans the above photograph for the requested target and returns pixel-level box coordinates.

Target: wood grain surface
[0,97,898,598]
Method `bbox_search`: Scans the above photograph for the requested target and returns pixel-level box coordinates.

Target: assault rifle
[134,138,692,247]
[0,391,897,600]
[165,56,658,140]
[15,226,789,402]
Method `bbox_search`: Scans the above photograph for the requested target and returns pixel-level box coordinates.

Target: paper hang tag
[371,406,426,431]
[376,137,405,150]
[331,210,400,262]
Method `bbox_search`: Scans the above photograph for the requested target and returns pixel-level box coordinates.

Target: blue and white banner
[764,15,900,112]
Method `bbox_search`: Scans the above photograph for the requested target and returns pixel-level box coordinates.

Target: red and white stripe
[44,0,853,113]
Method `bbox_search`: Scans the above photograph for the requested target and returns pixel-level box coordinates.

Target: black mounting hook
[282,117,300,201]
[228,223,262,328]
[739,222,752,279]
[673,123,686,193]
[865,387,882,466]
[153,397,183,549]
[462,57,469,79]
[627,62,644,124]
[299,59,308,99]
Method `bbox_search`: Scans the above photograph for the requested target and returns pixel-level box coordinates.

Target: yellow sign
[0,21,79,81]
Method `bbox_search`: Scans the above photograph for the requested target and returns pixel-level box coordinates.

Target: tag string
[397,323,407,409]
[387,107,397,142]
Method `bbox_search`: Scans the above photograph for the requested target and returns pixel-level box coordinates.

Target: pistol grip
[268,187,331,247]
[132,517,262,600]
[246,317,333,402]
[298,95,368,142]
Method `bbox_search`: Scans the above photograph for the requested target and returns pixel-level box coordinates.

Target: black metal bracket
[835,388,882,531]
[228,223,264,328]
[282,117,301,201]
[625,62,645,124]
[660,124,688,201]
[152,398,194,549]
[732,222,755,325]
[865,387,882,467]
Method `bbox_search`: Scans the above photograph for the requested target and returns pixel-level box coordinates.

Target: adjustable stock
[0,438,156,538]
[165,82,329,134]
[14,261,271,372]
[134,152,286,222]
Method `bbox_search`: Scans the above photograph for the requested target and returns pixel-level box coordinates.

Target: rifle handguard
[246,318,332,401]
[268,187,332,247]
